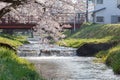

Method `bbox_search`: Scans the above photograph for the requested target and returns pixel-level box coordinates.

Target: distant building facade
[92,0,120,24]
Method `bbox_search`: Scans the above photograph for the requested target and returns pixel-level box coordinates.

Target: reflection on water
[23,57,120,80]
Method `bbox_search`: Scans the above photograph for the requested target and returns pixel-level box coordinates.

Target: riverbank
[57,23,120,74]
[0,34,44,80]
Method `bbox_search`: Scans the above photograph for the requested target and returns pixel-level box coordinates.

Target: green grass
[0,47,44,80]
[0,34,29,44]
[58,23,120,47]
[0,36,22,48]
[58,23,120,74]
[0,34,45,80]
[95,45,120,74]
[65,23,120,39]
[0,34,30,49]
[57,37,111,48]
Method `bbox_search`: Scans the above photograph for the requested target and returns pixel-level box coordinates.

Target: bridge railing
[53,13,85,24]
[0,13,38,24]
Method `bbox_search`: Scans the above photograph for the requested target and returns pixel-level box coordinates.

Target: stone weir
[17,43,76,57]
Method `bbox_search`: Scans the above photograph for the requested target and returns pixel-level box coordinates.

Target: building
[92,0,120,24]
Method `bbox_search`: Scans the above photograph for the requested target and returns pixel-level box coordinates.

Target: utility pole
[74,4,76,32]
[86,0,89,22]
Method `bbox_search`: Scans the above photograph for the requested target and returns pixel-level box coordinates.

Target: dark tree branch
[0,4,19,18]
[0,0,27,18]
[0,0,26,3]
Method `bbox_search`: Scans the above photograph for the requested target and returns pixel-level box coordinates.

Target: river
[22,56,120,80]
[19,38,120,80]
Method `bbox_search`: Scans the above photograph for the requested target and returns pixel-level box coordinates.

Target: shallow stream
[20,38,120,80]
[23,57,120,80]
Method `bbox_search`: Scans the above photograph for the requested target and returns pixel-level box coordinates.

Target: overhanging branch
[0,0,27,18]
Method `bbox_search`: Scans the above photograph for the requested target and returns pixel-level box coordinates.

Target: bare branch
[0,4,15,18]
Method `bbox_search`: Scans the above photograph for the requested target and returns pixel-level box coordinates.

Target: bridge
[0,13,37,37]
[0,12,85,36]
[52,12,85,30]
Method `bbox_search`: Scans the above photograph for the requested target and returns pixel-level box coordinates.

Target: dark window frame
[96,16,104,22]
[97,0,103,4]
[118,17,120,22]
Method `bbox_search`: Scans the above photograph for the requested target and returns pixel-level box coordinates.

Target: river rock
[76,42,117,57]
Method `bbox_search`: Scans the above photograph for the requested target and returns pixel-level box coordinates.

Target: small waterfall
[17,44,39,56]
[17,43,77,57]
[19,38,120,80]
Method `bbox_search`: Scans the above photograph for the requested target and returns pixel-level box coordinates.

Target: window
[118,0,120,5]
[96,16,104,22]
[117,0,120,9]
[118,17,120,22]
[97,0,103,4]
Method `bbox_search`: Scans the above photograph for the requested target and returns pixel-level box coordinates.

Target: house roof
[93,7,106,13]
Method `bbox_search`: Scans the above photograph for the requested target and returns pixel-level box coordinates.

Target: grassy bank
[0,34,29,44]
[96,44,120,74]
[57,23,120,74]
[0,35,44,80]
[57,23,120,47]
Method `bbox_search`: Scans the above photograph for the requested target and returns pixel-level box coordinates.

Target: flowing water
[23,57,120,80]
[19,38,120,80]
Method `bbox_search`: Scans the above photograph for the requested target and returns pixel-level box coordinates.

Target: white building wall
[94,0,120,24]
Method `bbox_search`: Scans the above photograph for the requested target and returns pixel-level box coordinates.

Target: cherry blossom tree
[0,0,86,43]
